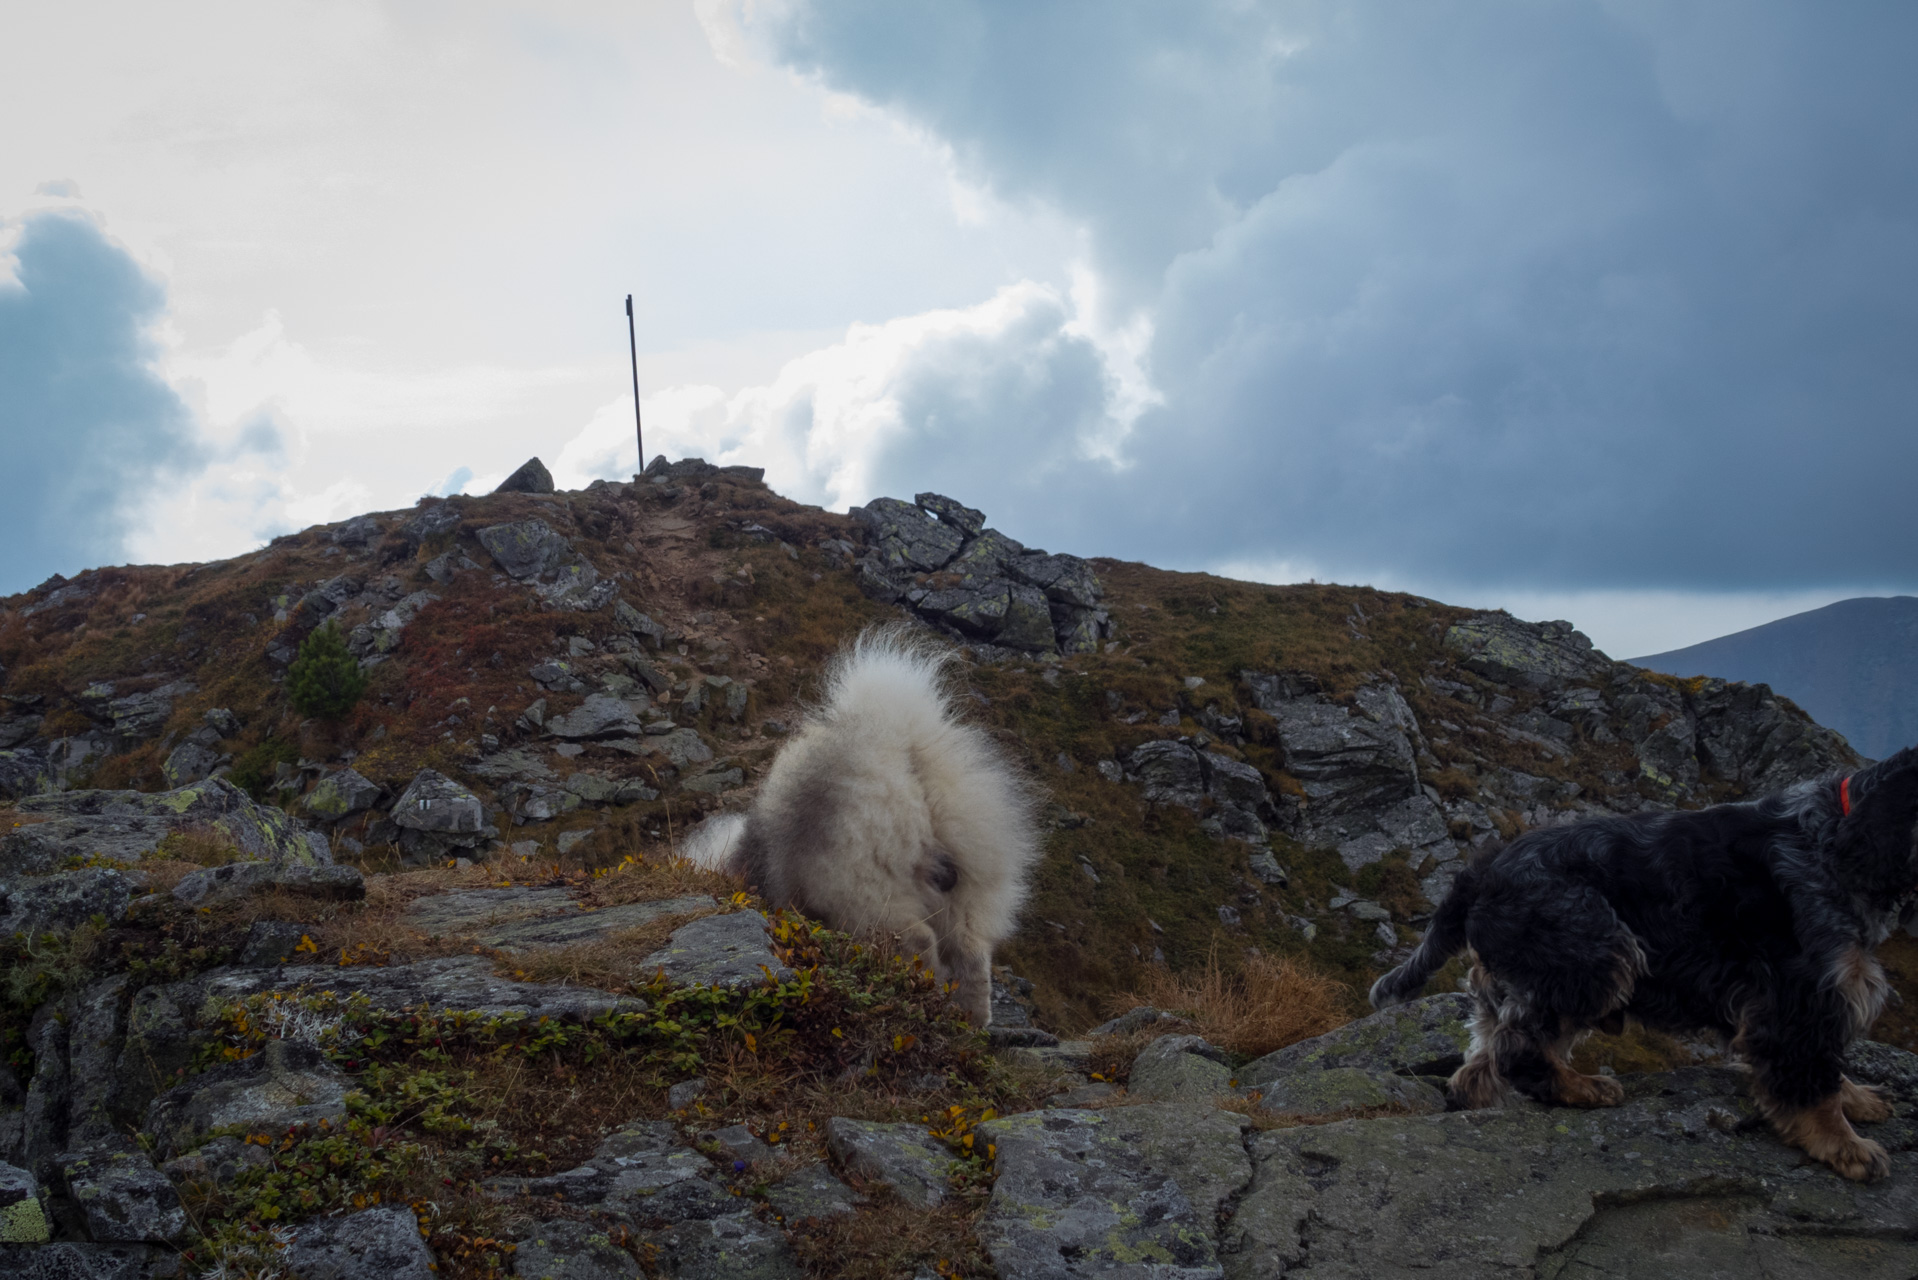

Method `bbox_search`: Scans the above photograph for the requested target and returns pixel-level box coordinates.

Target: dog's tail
[679,812,747,873]
[1369,862,1480,1008]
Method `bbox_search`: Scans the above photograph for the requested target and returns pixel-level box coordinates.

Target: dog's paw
[1840,1077,1894,1124]
[1819,1135,1892,1182]
[1557,1070,1625,1109]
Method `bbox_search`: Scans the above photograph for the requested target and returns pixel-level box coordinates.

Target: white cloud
[553,280,1152,528]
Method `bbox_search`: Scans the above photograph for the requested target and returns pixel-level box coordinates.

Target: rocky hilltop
[1,457,1907,1279]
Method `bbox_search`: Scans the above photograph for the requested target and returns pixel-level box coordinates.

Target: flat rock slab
[195,954,645,1020]
[1222,1065,1918,1280]
[824,1118,953,1208]
[514,1220,641,1280]
[1237,993,1472,1087]
[404,889,716,953]
[283,1204,436,1280]
[1251,1065,1446,1119]
[977,1108,1225,1279]
[639,912,792,988]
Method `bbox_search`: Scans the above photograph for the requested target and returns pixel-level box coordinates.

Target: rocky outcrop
[477,519,614,610]
[849,493,1112,656]
[0,779,329,879]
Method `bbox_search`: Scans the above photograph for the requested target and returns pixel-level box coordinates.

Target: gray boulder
[1128,1035,1232,1102]
[1237,993,1473,1088]
[823,1117,952,1208]
[545,693,644,740]
[61,1148,189,1244]
[2,778,329,877]
[638,912,794,988]
[159,739,221,788]
[301,767,383,822]
[0,868,140,937]
[495,455,556,495]
[1129,740,1206,810]
[477,520,604,607]
[392,769,485,835]
[282,1205,436,1280]
[500,781,583,823]
[332,513,382,547]
[977,1108,1225,1279]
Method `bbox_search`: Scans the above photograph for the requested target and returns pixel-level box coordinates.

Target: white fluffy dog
[681,625,1042,1024]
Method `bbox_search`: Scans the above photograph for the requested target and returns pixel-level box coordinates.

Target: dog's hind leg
[1448,964,1517,1108]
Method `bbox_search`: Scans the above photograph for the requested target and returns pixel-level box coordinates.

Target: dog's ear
[1839,746,1918,897]
[1847,746,1918,823]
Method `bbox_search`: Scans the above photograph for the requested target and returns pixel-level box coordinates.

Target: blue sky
[4,1,1914,656]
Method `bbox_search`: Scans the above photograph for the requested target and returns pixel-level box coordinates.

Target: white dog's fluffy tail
[679,812,747,872]
[730,623,1043,1023]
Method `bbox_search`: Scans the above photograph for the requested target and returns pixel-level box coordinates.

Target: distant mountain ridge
[1633,596,1918,761]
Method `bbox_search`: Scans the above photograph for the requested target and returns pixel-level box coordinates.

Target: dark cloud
[0,211,202,593]
[748,2,1918,590]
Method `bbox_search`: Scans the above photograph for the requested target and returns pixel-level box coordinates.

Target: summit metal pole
[625,294,644,476]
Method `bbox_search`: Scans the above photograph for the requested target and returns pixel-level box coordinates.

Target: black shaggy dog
[1371,747,1918,1181]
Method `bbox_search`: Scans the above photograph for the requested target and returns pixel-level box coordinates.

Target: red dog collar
[1840,775,1852,817]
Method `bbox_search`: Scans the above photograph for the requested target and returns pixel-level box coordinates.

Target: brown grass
[155,825,252,867]
[1112,949,1357,1060]
[785,1189,990,1280]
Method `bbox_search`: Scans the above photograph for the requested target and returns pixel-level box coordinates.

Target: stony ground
[5,810,1918,1279]
[4,459,1915,1277]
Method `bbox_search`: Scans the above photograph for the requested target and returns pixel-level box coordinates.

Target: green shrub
[287,623,367,720]
[228,736,297,801]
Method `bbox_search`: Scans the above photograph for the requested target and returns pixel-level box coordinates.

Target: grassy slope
[4,477,1911,1042]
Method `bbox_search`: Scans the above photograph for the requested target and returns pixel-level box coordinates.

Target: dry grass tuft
[786,1189,990,1280]
[1113,949,1357,1060]
[155,824,251,867]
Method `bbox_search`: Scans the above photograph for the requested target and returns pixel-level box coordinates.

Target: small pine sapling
[287,622,368,719]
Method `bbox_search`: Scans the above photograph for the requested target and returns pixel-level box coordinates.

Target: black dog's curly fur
[1372,746,1918,1181]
